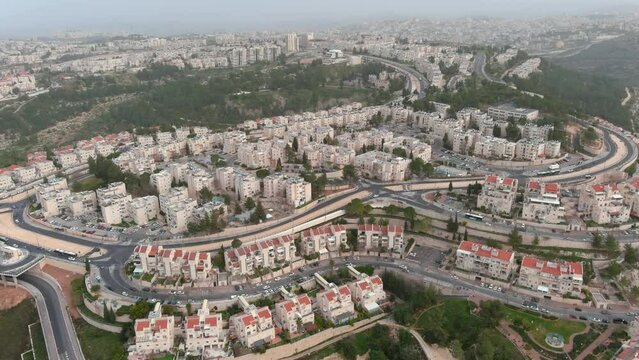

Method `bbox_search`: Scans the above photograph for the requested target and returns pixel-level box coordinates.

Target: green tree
[232,238,242,248]
[244,197,256,210]
[492,125,502,137]
[448,181,453,192]
[403,207,417,228]
[345,199,372,217]
[342,164,358,182]
[449,339,464,359]
[442,133,452,150]
[606,234,620,256]
[505,120,521,141]
[479,300,505,327]
[592,232,603,248]
[256,169,270,178]
[626,162,637,177]
[198,187,214,203]
[533,234,540,245]
[476,330,496,360]
[392,147,407,158]
[509,227,522,248]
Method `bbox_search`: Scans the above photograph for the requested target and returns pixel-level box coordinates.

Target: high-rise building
[286,33,299,53]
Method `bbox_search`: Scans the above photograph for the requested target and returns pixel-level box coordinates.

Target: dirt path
[574,326,614,360]
[497,322,543,360]
[622,87,632,106]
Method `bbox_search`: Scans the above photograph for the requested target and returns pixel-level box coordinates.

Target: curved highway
[21,273,84,360]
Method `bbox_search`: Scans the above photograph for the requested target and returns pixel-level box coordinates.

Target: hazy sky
[1,0,635,37]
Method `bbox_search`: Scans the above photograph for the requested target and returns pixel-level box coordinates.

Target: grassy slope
[504,306,586,349]
[555,34,639,86]
[74,319,126,360]
[415,299,524,360]
[0,299,39,360]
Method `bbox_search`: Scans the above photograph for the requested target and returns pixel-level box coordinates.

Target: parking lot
[406,243,446,266]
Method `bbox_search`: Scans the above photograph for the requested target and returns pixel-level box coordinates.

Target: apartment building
[357,224,404,252]
[130,303,175,356]
[128,196,160,225]
[150,170,173,195]
[67,191,97,217]
[263,173,287,198]
[133,245,212,281]
[0,174,15,190]
[35,177,70,218]
[518,256,583,295]
[184,300,227,356]
[316,285,356,325]
[455,241,515,281]
[487,104,539,121]
[515,139,546,161]
[300,224,347,255]
[285,176,312,207]
[186,168,215,199]
[97,182,132,225]
[35,177,68,203]
[234,172,260,201]
[34,160,57,178]
[165,198,198,234]
[521,181,565,224]
[274,292,314,334]
[237,142,271,169]
[354,151,409,182]
[40,188,72,218]
[477,175,518,215]
[224,235,296,276]
[346,267,385,313]
[12,166,37,184]
[578,183,631,225]
[215,167,235,191]
[473,136,516,159]
[230,297,275,348]
[619,177,639,217]
[520,124,553,140]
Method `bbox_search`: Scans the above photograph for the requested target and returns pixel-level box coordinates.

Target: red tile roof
[370,276,382,285]
[544,183,559,194]
[485,175,497,183]
[282,300,295,312]
[154,318,169,330]
[135,319,150,332]
[322,290,336,302]
[297,294,311,306]
[204,315,218,327]
[527,181,540,191]
[257,308,271,319]
[457,241,513,262]
[147,245,159,257]
[185,316,200,329]
[338,286,351,296]
[521,256,583,277]
[241,315,255,326]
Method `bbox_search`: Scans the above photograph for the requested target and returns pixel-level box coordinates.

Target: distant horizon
[1,0,638,39]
